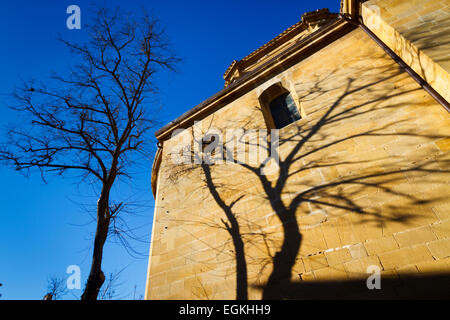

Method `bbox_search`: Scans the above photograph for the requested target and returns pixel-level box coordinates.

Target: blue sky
[0,0,339,300]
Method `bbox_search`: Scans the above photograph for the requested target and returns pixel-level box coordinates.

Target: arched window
[258,82,302,129]
[269,92,301,129]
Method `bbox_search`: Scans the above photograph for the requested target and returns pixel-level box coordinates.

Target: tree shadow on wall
[398,14,450,67]
[165,51,450,299]
[389,13,450,93]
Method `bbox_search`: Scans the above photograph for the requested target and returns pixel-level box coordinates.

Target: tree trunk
[201,164,248,300]
[43,293,53,300]
[81,193,110,300]
[262,210,301,300]
[232,230,248,300]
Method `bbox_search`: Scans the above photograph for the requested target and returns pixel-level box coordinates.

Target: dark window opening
[269,92,301,129]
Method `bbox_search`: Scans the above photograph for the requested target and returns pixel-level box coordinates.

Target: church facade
[145,0,450,299]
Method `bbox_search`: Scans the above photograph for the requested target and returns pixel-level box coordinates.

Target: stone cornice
[223,8,338,86]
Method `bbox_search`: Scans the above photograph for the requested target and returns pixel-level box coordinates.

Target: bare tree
[0,5,178,300]
[98,272,123,300]
[97,264,143,300]
[132,285,144,300]
[45,276,68,300]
